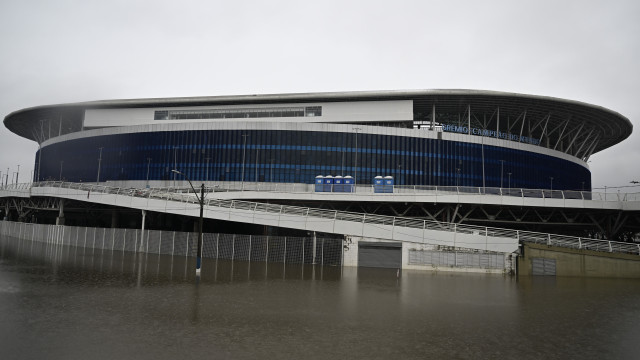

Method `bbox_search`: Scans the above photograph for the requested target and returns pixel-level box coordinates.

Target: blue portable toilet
[384,176,394,193]
[344,176,354,193]
[334,175,344,192]
[374,176,384,193]
[324,175,334,192]
[315,175,324,192]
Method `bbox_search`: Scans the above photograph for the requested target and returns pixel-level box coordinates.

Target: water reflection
[1,236,640,360]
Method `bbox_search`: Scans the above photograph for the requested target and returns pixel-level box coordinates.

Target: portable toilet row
[314,175,354,192]
[373,176,394,193]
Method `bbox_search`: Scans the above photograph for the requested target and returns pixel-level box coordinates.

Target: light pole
[270,158,274,182]
[241,134,249,188]
[456,168,460,187]
[59,161,64,181]
[37,144,42,182]
[499,160,505,189]
[204,157,211,183]
[97,147,103,183]
[173,147,178,188]
[146,158,152,188]
[550,177,554,191]
[16,165,19,184]
[172,169,205,275]
[353,127,361,186]
[255,148,259,183]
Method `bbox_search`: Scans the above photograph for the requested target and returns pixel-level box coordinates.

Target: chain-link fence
[0,220,343,266]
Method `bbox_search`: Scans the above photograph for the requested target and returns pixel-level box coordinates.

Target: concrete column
[111,210,119,228]
[55,199,65,225]
[140,210,147,252]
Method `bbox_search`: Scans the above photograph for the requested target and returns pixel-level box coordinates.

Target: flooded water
[1,236,640,360]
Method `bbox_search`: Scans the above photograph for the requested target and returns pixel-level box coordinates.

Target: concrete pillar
[140,210,147,252]
[55,199,65,225]
[111,210,119,228]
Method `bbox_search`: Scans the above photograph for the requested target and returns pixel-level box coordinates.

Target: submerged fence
[0,221,343,266]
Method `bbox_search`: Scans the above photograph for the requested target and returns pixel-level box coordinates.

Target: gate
[358,242,402,268]
[532,257,556,276]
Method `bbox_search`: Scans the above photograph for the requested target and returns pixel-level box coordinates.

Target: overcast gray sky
[1,0,638,189]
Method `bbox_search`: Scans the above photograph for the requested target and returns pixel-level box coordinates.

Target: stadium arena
[3,89,632,191]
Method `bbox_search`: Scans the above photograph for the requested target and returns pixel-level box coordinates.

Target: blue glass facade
[34,129,591,190]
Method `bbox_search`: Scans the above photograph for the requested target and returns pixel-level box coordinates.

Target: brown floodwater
[1,236,639,359]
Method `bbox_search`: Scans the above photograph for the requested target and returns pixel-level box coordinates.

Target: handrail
[4,181,634,256]
[4,180,640,203]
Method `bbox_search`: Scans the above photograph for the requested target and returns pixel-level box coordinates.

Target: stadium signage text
[442,124,541,145]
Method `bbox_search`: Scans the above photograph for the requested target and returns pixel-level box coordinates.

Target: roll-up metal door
[532,257,556,276]
[358,242,402,268]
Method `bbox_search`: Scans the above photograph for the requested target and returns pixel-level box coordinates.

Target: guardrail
[5,181,632,256]
[1,181,639,255]
[3,181,640,202]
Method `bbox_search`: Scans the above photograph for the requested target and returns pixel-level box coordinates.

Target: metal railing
[2,181,639,256]
[3,181,640,202]
[0,220,343,266]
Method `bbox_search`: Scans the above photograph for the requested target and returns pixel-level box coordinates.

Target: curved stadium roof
[3,89,632,159]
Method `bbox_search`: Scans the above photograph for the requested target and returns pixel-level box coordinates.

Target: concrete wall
[519,242,640,278]
[344,236,512,274]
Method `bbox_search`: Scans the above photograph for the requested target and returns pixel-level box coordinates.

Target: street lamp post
[172,169,205,275]
[550,177,554,191]
[37,144,42,182]
[204,157,211,183]
[499,160,505,189]
[146,158,152,188]
[270,158,274,182]
[16,165,19,184]
[173,147,178,188]
[353,127,361,186]
[97,147,103,183]
[241,134,249,189]
[59,161,64,181]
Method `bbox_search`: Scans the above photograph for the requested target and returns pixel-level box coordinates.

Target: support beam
[574,127,595,157]
[56,199,65,225]
[431,104,435,130]
[140,210,147,251]
[566,122,585,153]
[553,117,571,150]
